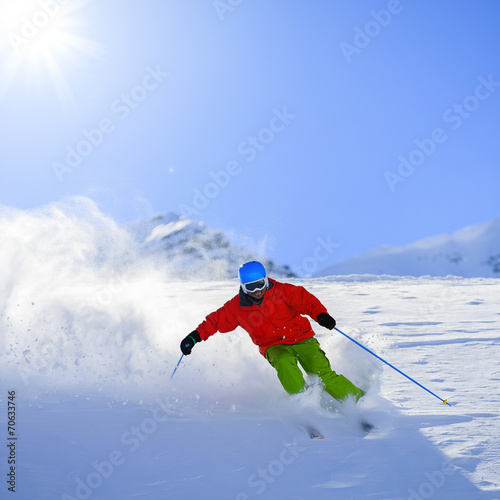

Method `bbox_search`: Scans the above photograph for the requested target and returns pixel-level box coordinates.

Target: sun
[0,0,106,108]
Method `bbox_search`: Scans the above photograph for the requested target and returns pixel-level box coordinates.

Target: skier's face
[247,286,267,300]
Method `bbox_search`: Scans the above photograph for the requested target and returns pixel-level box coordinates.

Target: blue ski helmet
[239,261,266,283]
[239,261,268,293]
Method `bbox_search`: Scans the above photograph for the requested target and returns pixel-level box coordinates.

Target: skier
[180,260,365,403]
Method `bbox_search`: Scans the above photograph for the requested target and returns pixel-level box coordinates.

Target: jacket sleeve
[286,283,328,321]
[196,297,240,341]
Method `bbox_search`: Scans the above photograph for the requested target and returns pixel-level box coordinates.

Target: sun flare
[0,0,106,107]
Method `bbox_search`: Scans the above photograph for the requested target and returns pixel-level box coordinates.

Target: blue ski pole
[334,327,451,406]
[170,354,184,380]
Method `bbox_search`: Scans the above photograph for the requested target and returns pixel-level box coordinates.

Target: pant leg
[265,344,306,395]
[294,338,365,402]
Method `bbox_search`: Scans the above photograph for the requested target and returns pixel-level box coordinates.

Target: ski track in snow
[1,267,500,498]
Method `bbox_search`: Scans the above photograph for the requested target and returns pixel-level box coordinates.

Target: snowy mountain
[316,218,500,278]
[129,213,295,280]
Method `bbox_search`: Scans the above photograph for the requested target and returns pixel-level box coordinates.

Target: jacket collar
[239,278,275,307]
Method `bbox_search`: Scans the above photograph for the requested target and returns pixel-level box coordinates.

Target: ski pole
[170,354,184,380]
[334,327,451,406]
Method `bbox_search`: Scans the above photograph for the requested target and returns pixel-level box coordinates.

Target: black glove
[180,330,201,355]
[317,313,336,330]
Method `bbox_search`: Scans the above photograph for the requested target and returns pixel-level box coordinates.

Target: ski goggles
[241,277,268,294]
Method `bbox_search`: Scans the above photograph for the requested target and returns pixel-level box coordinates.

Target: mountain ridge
[315,218,500,278]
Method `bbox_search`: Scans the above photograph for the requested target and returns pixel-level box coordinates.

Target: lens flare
[0,0,106,107]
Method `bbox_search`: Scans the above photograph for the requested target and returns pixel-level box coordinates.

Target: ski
[297,423,324,440]
[309,429,325,440]
[360,420,378,437]
[361,421,374,433]
[292,417,377,439]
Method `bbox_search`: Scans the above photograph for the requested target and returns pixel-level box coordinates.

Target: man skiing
[180,260,365,403]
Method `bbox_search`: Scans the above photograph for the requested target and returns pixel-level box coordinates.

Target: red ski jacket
[196,279,329,356]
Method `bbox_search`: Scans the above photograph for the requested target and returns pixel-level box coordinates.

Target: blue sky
[1,0,499,275]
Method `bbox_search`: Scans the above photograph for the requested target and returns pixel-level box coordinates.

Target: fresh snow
[1,198,500,499]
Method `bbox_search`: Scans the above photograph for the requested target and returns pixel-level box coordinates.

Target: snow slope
[1,199,500,499]
[316,218,500,278]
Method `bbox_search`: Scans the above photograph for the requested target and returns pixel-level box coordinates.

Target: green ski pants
[265,337,365,402]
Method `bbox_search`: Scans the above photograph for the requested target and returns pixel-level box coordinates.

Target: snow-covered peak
[315,218,500,278]
[130,213,295,280]
[144,219,193,243]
